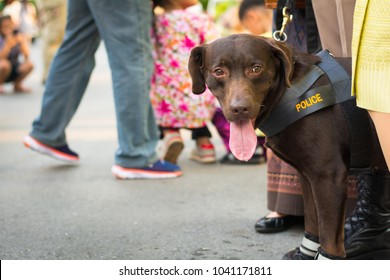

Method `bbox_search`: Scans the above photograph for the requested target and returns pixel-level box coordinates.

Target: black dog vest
[259,50,353,136]
[259,50,371,168]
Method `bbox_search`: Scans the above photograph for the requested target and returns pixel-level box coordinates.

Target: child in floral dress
[151,0,218,164]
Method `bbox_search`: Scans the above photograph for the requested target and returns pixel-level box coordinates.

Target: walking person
[23,0,182,179]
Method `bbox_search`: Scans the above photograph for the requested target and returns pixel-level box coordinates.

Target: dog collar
[259,50,354,137]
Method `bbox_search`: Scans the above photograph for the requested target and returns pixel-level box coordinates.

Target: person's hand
[15,33,25,44]
[3,32,18,48]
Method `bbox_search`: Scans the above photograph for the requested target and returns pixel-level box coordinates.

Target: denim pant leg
[31,0,101,147]
[89,0,158,168]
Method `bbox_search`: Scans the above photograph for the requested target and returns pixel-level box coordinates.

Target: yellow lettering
[295,93,324,112]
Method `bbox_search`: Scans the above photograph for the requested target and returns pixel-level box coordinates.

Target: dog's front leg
[283,174,321,260]
[309,168,348,259]
[299,174,319,237]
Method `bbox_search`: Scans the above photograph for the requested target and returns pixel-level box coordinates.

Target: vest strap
[259,50,354,137]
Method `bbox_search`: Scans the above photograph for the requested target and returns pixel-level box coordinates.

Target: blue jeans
[30,0,158,168]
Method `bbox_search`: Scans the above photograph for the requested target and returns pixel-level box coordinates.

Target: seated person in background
[239,0,273,36]
[0,15,33,93]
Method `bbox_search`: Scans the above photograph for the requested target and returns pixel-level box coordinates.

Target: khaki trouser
[312,0,356,57]
[36,0,67,82]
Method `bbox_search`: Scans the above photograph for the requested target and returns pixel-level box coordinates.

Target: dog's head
[188,34,295,160]
[188,34,294,124]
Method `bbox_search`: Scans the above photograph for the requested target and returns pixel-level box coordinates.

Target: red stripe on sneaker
[25,136,79,161]
[112,165,183,179]
[114,165,182,175]
[200,144,215,149]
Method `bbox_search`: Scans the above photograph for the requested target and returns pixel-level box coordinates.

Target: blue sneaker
[111,159,183,179]
[23,135,79,163]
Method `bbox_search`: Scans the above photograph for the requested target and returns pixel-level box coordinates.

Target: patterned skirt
[266,150,358,216]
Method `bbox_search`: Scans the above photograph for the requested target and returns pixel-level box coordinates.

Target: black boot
[344,170,390,259]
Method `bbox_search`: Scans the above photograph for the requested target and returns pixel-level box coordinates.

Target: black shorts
[6,62,20,82]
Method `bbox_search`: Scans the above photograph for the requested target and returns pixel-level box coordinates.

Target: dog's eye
[252,66,262,73]
[213,68,224,77]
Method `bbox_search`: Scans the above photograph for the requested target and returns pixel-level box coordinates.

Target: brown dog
[188,34,387,259]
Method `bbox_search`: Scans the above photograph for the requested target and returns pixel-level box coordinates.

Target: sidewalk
[0,40,303,260]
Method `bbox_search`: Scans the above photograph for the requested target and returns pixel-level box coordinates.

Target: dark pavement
[0,40,303,260]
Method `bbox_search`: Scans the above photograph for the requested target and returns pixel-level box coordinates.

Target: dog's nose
[230,100,251,117]
[231,105,249,115]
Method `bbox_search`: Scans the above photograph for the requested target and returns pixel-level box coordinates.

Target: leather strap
[305,0,321,53]
[275,0,321,54]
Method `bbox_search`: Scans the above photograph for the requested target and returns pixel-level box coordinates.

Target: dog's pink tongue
[229,120,257,161]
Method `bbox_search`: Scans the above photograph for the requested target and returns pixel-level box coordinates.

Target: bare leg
[266,211,286,218]
[0,60,12,93]
[369,111,390,169]
[195,136,213,146]
[13,61,34,93]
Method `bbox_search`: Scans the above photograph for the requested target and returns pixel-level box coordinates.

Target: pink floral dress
[150,10,217,129]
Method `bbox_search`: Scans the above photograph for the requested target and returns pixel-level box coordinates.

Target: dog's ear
[265,40,293,87]
[188,45,207,94]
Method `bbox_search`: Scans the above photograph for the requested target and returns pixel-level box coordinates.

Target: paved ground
[0,41,303,260]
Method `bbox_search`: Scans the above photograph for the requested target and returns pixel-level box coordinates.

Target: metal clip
[273,7,293,42]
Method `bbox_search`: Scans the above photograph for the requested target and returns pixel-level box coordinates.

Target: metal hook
[273,30,288,42]
[273,7,292,42]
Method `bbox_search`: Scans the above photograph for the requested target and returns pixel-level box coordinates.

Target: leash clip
[273,7,292,42]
